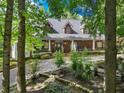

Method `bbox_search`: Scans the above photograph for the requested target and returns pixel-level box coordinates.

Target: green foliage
[47,0,98,18]
[71,51,80,71]
[83,0,105,37]
[22,0,124,40]
[0,0,5,41]
[28,60,39,77]
[117,0,124,37]
[44,82,71,93]
[81,62,93,80]
[71,50,93,80]
[25,1,49,51]
[81,47,89,57]
[71,51,82,71]
[9,0,49,52]
[0,58,3,71]
[55,51,64,68]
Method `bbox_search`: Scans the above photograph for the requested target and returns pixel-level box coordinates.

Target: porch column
[11,43,17,59]
[48,40,51,51]
[92,39,95,50]
[73,42,76,51]
[71,40,76,51]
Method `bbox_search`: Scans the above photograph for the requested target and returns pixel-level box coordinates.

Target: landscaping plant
[81,47,89,58]
[28,59,39,82]
[71,49,93,80]
[55,51,64,68]
[71,51,80,71]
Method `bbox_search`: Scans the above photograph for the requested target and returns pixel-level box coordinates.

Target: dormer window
[65,24,72,34]
[63,22,76,34]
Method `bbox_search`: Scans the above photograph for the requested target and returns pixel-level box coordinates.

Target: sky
[37,0,49,11]
[32,0,94,17]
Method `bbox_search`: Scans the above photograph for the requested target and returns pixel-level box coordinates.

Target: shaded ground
[1,54,124,92]
[0,59,58,91]
[26,66,103,93]
[26,67,124,93]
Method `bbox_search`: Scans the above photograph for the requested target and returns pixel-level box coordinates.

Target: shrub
[81,62,93,80]
[71,49,93,80]
[28,59,39,82]
[71,51,80,71]
[82,47,88,57]
[55,51,64,68]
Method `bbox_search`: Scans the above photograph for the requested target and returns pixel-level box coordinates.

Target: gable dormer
[63,22,76,34]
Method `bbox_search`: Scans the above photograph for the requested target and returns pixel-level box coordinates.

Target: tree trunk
[2,0,14,93]
[17,0,26,93]
[105,0,117,93]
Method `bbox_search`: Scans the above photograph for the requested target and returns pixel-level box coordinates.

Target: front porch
[42,40,104,53]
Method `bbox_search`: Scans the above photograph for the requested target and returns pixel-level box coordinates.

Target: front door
[63,41,71,53]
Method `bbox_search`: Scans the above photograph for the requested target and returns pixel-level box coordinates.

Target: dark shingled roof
[43,18,105,40]
[48,18,82,34]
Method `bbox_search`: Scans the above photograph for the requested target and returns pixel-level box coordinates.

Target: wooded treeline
[0,0,124,93]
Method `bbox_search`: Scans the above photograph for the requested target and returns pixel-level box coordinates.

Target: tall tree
[2,0,14,93]
[17,0,26,92]
[105,0,117,93]
[25,1,48,55]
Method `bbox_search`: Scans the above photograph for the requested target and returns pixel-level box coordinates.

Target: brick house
[42,18,105,53]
